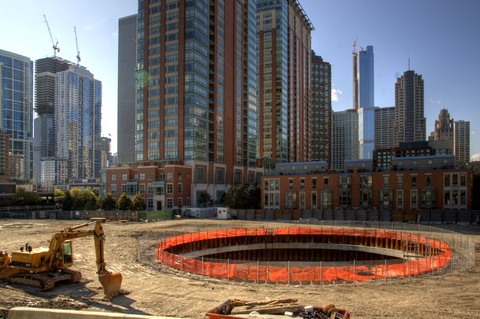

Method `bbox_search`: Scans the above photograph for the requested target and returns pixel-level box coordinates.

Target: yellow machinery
[0,218,122,297]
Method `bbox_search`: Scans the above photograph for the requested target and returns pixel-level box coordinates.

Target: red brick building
[106,161,192,211]
[262,161,472,213]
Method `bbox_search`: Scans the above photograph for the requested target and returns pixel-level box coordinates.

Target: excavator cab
[61,241,73,266]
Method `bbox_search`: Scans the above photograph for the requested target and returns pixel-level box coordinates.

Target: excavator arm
[41,218,122,296]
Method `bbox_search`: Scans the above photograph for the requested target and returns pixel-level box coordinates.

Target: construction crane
[43,14,60,57]
[74,26,81,65]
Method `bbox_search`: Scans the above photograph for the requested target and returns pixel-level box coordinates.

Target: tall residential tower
[0,49,33,182]
[394,70,425,146]
[310,52,331,166]
[257,0,313,163]
[135,0,259,203]
[117,14,137,163]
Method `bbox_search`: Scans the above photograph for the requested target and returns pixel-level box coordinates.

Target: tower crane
[74,26,81,65]
[43,14,60,57]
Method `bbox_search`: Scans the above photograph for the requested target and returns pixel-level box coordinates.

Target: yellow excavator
[0,218,122,297]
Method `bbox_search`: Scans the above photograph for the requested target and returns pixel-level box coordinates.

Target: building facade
[257,0,313,163]
[0,129,10,182]
[358,45,374,108]
[332,110,358,170]
[0,49,34,182]
[393,70,425,146]
[106,161,192,211]
[135,0,260,205]
[374,106,395,150]
[358,106,375,160]
[34,57,70,186]
[310,52,331,165]
[117,14,137,164]
[55,64,102,185]
[262,160,472,214]
[454,120,470,166]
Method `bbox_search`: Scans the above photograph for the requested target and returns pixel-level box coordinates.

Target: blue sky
[1,0,479,158]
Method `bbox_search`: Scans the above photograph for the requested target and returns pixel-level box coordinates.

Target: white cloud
[332,88,342,102]
[471,153,480,162]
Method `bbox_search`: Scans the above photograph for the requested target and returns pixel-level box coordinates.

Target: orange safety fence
[156,227,451,283]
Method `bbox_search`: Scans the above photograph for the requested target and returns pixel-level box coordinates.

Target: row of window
[264,188,460,211]
[110,183,183,195]
[111,172,182,181]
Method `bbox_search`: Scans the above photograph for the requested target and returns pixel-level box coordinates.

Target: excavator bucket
[98,271,122,297]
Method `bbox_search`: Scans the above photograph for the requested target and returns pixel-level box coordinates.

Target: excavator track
[8,273,56,290]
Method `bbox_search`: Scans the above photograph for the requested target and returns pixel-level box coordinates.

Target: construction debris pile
[206,299,350,319]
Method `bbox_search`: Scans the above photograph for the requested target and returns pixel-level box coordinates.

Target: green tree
[224,184,260,209]
[11,189,42,206]
[197,191,213,207]
[101,193,117,210]
[117,192,132,210]
[62,191,73,211]
[54,189,65,205]
[64,188,99,211]
[131,192,147,211]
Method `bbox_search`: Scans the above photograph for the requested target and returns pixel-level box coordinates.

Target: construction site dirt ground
[0,219,479,319]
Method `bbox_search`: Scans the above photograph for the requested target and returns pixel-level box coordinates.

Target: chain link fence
[137,221,476,285]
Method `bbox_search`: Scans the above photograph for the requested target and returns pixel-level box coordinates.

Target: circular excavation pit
[157,227,451,284]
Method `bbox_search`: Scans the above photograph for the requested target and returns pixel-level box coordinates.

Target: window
[178,198,183,208]
[122,174,128,181]
[140,173,145,180]
[311,192,317,209]
[177,183,183,194]
[300,178,305,190]
[111,184,116,194]
[396,190,403,210]
[411,176,417,187]
[299,192,305,209]
[285,191,297,209]
[148,183,153,194]
[383,175,389,187]
[216,169,224,183]
[166,184,173,194]
[312,178,317,189]
[323,177,328,187]
[166,199,173,209]
[196,167,205,182]
[148,173,154,180]
[426,175,432,187]
[147,199,153,210]
[460,174,466,186]
[140,184,145,194]
[444,174,450,187]
[397,175,403,187]
[411,190,418,210]
[111,174,116,181]
[167,172,173,180]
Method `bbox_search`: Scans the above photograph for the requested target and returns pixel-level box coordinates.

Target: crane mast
[74,26,81,65]
[44,15,60,57]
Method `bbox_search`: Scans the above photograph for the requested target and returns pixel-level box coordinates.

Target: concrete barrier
[8,307,183,319]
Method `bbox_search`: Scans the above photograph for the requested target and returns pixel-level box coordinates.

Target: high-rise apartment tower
[257,0,313,163]
[34,57,70,185]
[117,14,137,163]
[136,0,259,190]
[0,49,33,182]
[310,52,331,166]
[393,70,425,146]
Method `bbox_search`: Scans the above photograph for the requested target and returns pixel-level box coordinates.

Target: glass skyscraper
[359,45,374,108]
[358,45,375,159]
[0,49,33,182]
[55,65,102,185]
